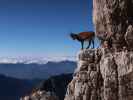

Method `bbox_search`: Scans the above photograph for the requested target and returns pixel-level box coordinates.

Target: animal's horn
[70,32,76,40]
[70,32,74,35]
[70,32,74,37]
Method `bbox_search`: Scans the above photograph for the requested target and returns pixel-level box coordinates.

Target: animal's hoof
[86,47,90,49]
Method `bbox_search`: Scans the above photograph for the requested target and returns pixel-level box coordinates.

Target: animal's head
[70,33,77,40]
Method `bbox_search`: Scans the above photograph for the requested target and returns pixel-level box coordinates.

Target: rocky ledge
[64,48,133,100]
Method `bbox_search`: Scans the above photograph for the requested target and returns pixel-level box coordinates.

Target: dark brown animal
[70,31,95,49]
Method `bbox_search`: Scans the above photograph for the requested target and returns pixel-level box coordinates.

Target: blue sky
[0,0,96,58]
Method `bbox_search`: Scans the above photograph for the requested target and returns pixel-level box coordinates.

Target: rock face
[64,48,133,100]
[93,0,133,50]
[64,1,133,99]
[125,25,133,50]
[20,90,59,100]
[64,49,102,100]
[65,0,133,98]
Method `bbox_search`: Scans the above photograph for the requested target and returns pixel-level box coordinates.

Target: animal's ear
[70,32,74,35]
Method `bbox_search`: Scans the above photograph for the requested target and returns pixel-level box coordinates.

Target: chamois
[70,31,95,49]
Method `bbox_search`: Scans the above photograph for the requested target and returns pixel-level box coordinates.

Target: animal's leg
[87,40,91,49]
[92,39,95,48]
[81,41,84,49]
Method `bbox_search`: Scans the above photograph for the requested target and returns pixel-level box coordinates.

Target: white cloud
[0,56,76,64]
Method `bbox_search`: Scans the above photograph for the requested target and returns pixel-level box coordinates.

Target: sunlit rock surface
[20,90,59,100]
[64,49,133,100]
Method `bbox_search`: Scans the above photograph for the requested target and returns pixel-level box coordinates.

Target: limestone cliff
[93,0,133,50]
[64,48,133,100]
[64,0,133,100]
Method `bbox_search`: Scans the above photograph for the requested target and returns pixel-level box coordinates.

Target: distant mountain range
[0,74,40,100]
[0,73,73,100]
[0,57,76,100]
[0,59,76,79]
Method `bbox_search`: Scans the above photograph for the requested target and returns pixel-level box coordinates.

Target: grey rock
[20,90,59,100]
[65,0,133,100]
[64,49,133,100]
[125,25,133,50]
[65,49,102,100]
[93,0,133,50]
